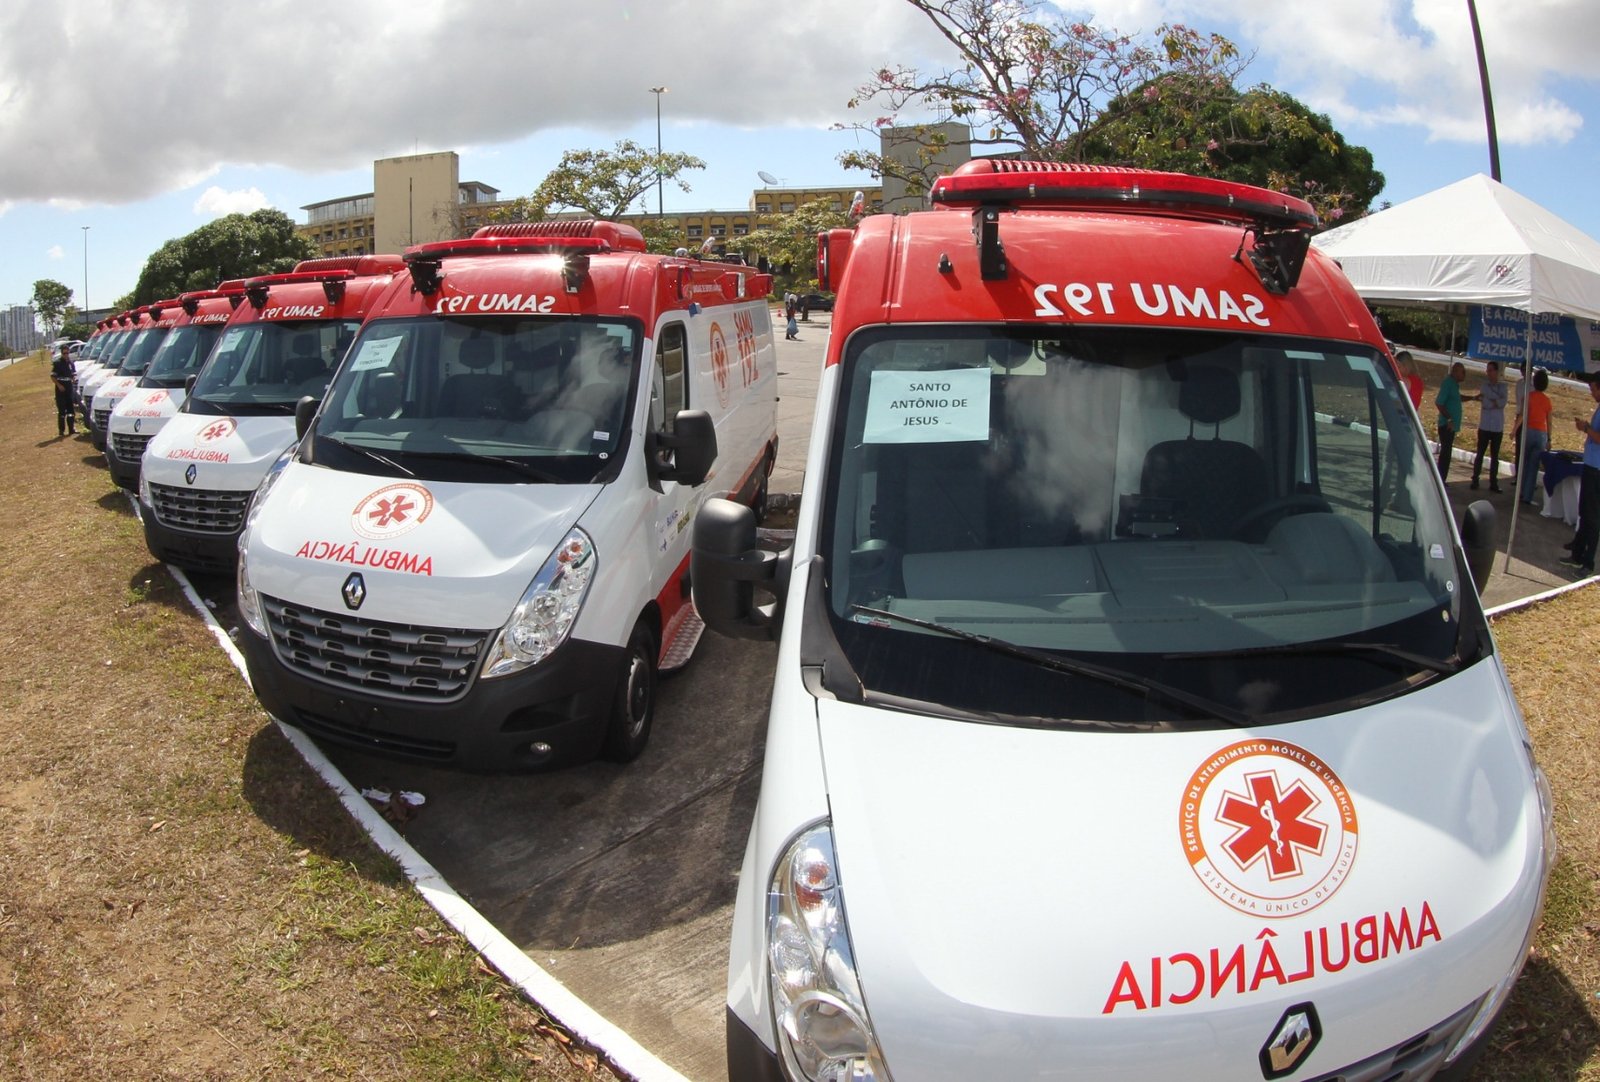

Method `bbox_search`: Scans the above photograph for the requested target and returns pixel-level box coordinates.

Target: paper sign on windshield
[350,336,403,372]
[863,368,991,444]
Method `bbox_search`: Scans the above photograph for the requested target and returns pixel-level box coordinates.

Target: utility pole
[650,86,668,216]
[1466,0,1501,181]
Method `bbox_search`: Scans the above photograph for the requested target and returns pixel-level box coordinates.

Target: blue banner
[1467,306,1599,374]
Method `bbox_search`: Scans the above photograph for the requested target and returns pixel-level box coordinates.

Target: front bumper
[140,500,241,574]
[238,620,626,772]
[726,1008,785,1082]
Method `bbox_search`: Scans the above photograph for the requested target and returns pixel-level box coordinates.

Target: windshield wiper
[1165,640,1459,675]
[323,436,414,477]
[388,449,560,483]
[848,604,1253,727]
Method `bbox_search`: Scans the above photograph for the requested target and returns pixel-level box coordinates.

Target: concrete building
[879,121,974,214]
[298,151,896,260]
[1,305,41,352]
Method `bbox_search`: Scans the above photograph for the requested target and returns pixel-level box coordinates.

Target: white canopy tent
[1312,173,1600,322]
[1312,174,1600,576]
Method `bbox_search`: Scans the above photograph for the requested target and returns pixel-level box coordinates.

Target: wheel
[1233,494,1332,540]
[601,621,657,762]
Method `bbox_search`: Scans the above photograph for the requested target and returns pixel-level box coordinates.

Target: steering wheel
[1233,494,1332,540]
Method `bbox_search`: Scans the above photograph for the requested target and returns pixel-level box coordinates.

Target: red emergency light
[931,160,1317,230]
[404,220,646,295]
[293,254,405,277]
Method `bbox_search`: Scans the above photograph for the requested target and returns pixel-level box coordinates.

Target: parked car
[798,292,834,313]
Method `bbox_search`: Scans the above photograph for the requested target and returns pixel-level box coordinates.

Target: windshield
[308,315,639,485]
[188,320,359,416]
[142,324,227,388]
[115,326,170,377]
[820,326,1484,727]
[99,331,136,369]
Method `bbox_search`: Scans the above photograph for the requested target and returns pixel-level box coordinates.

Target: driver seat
[1139,365,1269,540]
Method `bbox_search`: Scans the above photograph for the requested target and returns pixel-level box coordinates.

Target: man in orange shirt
[1517,369,1553,505]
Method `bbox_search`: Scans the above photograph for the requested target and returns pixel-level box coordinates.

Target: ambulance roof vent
[930,160,1318,294]
[293,254,405,277]
[473,220,648,252]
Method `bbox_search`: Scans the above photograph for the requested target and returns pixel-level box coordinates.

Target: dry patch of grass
[0,358,606,1080]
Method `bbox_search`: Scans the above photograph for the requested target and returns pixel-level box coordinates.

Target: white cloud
[0,0,943,208]
[46,245,64,259]
[193,186,269,217]
[1046,0,1595,147]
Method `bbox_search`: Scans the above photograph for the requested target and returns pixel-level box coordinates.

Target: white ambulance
[79,309,147,443]
[106,282,245,489]
[234,221,778,771]
[139,256,403,572]
[693,162,1552,1082]
[87,303,181,452]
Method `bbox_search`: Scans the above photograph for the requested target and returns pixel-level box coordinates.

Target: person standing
[1517,369,1552,505]
[1560,372,1600,576]
[1394,350,1424,412]
[1434,362,1468,481]
[1470,360,1508,491]
[50,344,77,437]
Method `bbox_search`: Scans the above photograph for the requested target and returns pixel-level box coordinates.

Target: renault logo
[134,418,142,433]
[185,463,197,485]
[341,572,366,611]
[1260,1002,1321,1079]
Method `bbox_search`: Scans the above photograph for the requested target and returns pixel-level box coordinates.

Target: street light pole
[1466,0,1501,181]
[81,225,90,316]
[650,86,667,217]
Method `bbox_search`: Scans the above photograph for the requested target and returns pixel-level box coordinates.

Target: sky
[2,0,1596,323]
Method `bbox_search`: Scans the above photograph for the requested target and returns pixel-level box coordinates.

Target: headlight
[243,446,295,535]
[769,823,891,1082]
[138,463,152,507]
[237,546,266,637]
[481,528,596,678]
[1444,760,1554,1067]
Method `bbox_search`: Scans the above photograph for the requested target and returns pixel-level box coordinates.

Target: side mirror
[653,409,717,486]
[293,395,319,440]
[692,497,784,640]
[1460,499,1497,593]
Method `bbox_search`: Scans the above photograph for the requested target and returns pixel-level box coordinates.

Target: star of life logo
[352,482,434,541]
[709,322,731,410]
[1181,740,1359,918]
[197,417,236,442]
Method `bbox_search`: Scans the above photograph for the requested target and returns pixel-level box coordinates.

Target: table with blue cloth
[1539,450,1584,527]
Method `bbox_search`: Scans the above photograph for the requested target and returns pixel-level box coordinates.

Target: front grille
[1305,1000,1478,1082]
[149,482,249,534]
[289,707,456,761]
[93,407,111,430]
[262,595,488,702]
[111,432,152,462]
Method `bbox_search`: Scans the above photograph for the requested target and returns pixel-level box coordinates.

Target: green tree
[499,140,707,223]
[31,279,73,340]
[1075,75,1384,223]
[841,0,1382,222]
[131,209,317,304]
[839,0,1247,199]
[738,199,862,291]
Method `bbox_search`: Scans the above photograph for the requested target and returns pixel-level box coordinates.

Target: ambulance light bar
[931,160,1317,294]
[178,279,248,316]
[243,267,357,309]
[931,160,1318,230]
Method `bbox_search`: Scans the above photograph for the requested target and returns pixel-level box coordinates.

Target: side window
[655,323,687,432]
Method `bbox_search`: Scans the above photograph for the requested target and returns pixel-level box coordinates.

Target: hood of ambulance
[91,374,140,411]
[814,657,1545,1081]
[246,462,602,630]
[109,386,184,432]
[142,413,299,491]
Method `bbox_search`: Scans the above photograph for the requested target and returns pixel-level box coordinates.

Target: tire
[601,621,657,763]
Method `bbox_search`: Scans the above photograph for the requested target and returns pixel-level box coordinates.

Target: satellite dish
[757,170,778,186]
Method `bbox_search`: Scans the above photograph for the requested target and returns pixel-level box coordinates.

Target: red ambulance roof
[822,162,1377,367]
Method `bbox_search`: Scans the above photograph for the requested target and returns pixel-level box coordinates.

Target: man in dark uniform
[50,344,77,437]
